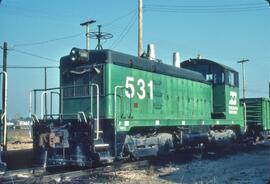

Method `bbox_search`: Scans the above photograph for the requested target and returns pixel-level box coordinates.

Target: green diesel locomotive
[31,48,268,168]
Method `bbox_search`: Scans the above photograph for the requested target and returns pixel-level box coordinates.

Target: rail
[1,160,149,183]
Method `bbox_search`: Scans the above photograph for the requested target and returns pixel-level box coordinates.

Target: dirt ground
[7,129,32,150]
[156,147,270,184]
[56,143,270,184]
[4,129,270,183]
[4,129,33,170]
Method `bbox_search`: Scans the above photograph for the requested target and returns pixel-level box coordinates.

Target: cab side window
[228,71,235,86]
[225,70,239,87]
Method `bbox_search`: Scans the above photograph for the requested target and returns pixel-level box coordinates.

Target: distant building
[7,122,14,127]
[16,120,32,126]
[7,120,32,129]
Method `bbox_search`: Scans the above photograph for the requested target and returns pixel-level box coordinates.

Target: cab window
[228,71,235,86]
[225,70,239,87]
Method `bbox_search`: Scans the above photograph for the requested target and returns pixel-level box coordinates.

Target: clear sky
[0,0,269,118]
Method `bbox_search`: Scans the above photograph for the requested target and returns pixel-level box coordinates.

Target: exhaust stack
[173,52,181,68]
[197,54,202,59]
[147,44,156,60]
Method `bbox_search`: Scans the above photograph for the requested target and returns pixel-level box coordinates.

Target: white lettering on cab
[229,91,238,115]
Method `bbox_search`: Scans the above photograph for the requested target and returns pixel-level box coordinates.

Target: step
[99,156,114,164]
[94,130,103,133]
[94,143,110,152]
[94,143,109,149]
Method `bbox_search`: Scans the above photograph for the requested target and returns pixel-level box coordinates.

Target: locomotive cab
[181,59,243,122]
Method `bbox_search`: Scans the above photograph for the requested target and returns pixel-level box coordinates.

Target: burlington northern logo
[229,91,238,115]
[229,91,237,106]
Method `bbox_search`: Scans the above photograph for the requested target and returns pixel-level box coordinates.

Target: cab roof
[181,58,238,73]
[60,49,209,84]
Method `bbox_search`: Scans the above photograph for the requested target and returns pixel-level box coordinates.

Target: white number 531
[125,76,153,100]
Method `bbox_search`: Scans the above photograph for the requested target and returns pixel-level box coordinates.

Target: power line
[144,3,269,14]
[144,7,268,13]
[10,10,137,49]
[0,9,140,52]
[103,9,137,27]
[0,65,58,69]
[12,49,58,63]
[145,2,266,8]
[144,8,268,14]
[109,12,137,49]
[12,32,83,48]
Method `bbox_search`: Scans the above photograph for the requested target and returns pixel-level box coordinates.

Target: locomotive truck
[30,48,269,168]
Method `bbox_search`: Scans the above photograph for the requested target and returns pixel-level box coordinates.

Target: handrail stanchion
[114,85,126,157]
[243,102,247,133]
[0,71,7,151]
[60,87,63,119]
[41,91,51,119]
[28,90,34,139]
[78,111,87,123]
[50,91,60,118]
[90,85,93,117]
[91,83,100,140]
[29,91,32,119]
[34,90,37,115]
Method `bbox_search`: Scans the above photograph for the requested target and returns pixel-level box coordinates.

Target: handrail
[31,84,95,92]
[0,71,7,150]
[114,85,125,157]
[30,83,100,125]
[30,83,101,141]
[113,86,133,157]
[29,91,33,119]
[50,91,60,118]
[30,89,61,120]
[89,83,100,140]
[243,102,247,132]
[31,114,39,123]
[41,91,52,119]
[77,111,87,123]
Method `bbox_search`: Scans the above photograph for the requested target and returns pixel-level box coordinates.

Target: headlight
[70,48,89,62]
[70,47,78,55]
[78,49,89,60]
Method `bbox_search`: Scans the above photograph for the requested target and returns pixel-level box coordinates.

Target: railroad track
[1,140,269,184]
[0,160,149,184]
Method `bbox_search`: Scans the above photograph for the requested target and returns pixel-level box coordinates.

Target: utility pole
[44,67,47,119]
[138,0,143,57]
[237,59,249,99]
[80,20,96,50]
[2,42,7,151]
